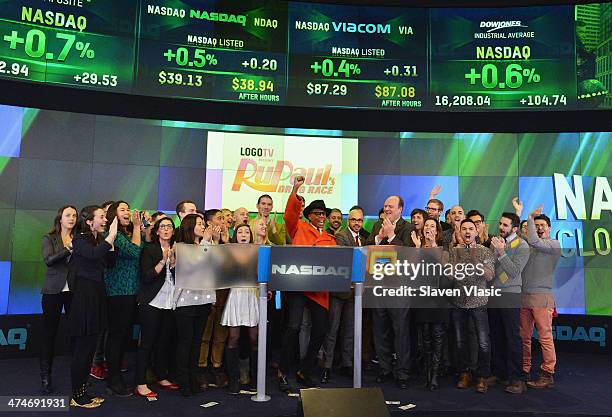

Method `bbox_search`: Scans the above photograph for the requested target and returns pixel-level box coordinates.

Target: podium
[174,243,367,402]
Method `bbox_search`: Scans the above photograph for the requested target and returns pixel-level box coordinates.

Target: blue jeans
[452,308,491,378]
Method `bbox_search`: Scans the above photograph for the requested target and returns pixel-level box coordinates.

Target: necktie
[355,234,360,246]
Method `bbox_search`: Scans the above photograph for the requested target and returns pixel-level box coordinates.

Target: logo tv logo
[533,326,606,347]
[0,328,28,350]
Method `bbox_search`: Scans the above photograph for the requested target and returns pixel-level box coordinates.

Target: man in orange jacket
[278,175,336,392]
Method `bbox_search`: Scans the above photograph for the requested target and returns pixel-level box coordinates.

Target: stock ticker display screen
[0,0,610,111]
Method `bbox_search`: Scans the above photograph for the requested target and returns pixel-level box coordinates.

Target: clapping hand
[203,226,213,243]
[452,222,464,246]
[131,209,141,227]
[212,226,222,243]
[411,231,422,248]
[108,217,118,239]
[490,236,506,257]
[169,243,176,268]
[270,211,278,233]
[381,217,395,240]
[529,205,543,219]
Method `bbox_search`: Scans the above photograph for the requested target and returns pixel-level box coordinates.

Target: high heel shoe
[155,381,179,391]
[135,387,158,399]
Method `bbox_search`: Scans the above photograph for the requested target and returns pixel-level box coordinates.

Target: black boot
[430,363,439,391]
[249,350,258,391]
[430,324,444,391]
[190,373,202,395]
[40,358,52,393]
[106,376,133,397]
[425,353,433,389]
[226,347,240,395]
[71,384,100,409]
[177,372,192,397]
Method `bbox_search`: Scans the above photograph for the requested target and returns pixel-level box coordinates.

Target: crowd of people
[38,176,560,408]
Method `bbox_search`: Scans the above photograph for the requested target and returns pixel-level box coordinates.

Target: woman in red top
[277,176,336,392]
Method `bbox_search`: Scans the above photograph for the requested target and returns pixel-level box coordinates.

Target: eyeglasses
[158,224,174,230]
[426,206,441,212]
[348,218,364,223]
[310,211,327,217]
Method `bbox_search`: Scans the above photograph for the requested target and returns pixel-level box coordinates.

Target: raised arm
[526,206,561,254]
[283,176,304,240]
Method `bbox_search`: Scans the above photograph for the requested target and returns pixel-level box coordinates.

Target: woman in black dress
[68,206,118,408]
[39,205,77,393]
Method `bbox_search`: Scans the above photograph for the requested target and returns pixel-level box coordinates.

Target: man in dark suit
[320,206,366,383]
[365,195,415,389]
[365,196,414,247]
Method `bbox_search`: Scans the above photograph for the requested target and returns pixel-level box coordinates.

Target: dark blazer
[359,228,371,241]
[365,217,415,247]
[335,227,362,247]
[332,227,363,299]
[70,232,115,285]
[41,233,72,294]
[138,243,174,305]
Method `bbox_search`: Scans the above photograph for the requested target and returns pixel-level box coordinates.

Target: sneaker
[70,396,100,409]
[71,385,101,409]
[90,365,107,380]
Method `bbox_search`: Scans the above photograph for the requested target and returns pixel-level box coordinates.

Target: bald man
[443,205,466,247]
[365,195,415,389]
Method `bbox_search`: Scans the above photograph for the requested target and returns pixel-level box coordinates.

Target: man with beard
[488,213,530,394]
[450,219,495,394]
[326,209,343,236]
[320,206,363,383]
[444,205,466,247]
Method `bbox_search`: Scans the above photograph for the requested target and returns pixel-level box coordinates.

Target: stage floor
[0,352,610,417]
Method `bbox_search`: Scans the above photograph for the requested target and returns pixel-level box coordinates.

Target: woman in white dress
[222,221,267,394]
